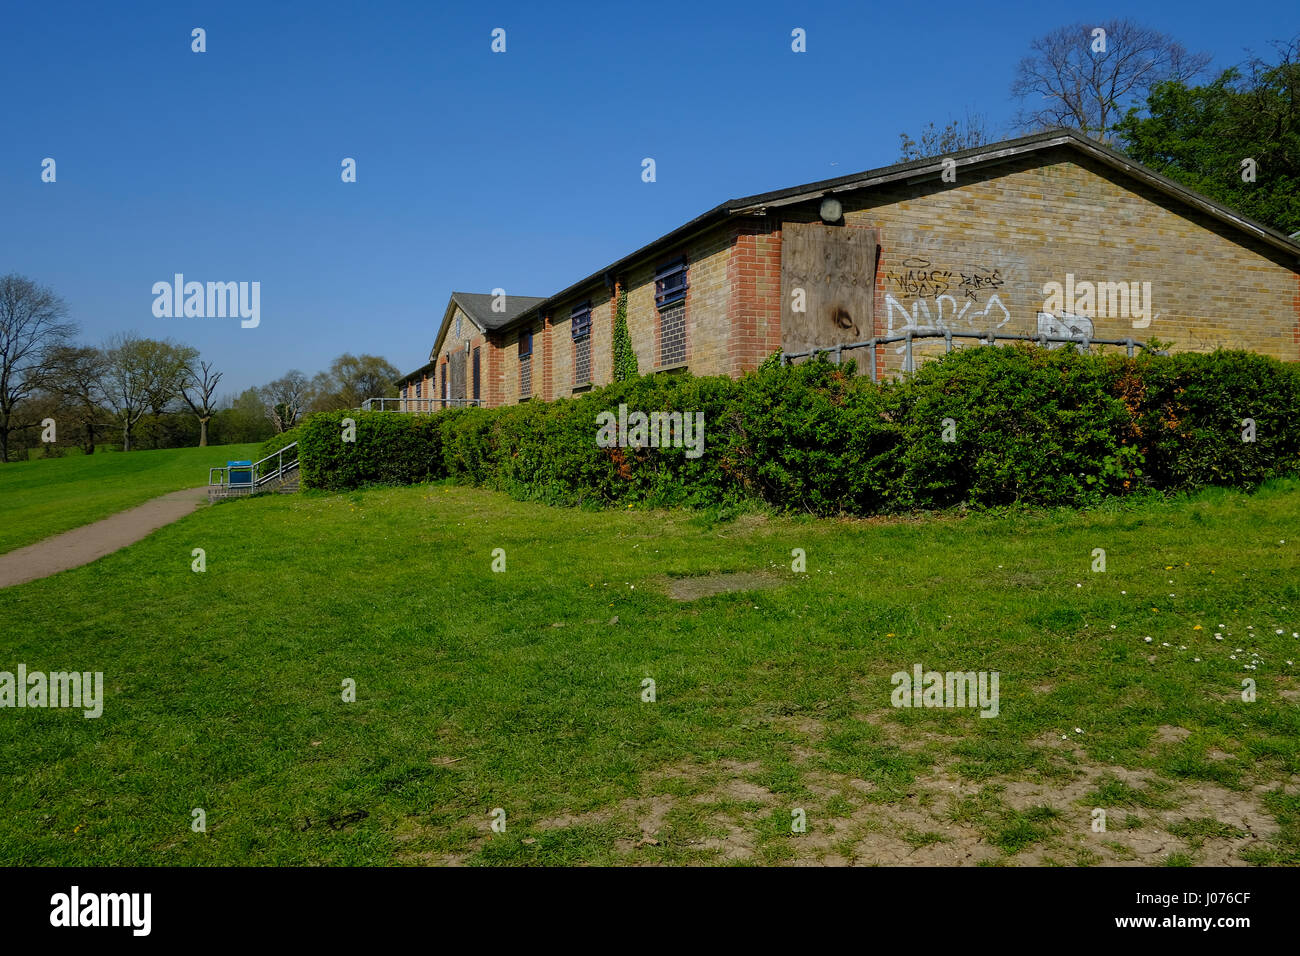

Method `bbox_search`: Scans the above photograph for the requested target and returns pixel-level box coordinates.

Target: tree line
[898,22,1299,237]
[0,274,400,462]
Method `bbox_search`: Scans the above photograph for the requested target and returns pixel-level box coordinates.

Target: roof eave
[730,130,1300,262]
[495,202,740,334]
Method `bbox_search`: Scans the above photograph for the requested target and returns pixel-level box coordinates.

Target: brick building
[397,128,1300,407]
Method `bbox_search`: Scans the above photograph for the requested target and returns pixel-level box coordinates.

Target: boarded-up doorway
[780,221,879,373]
[449,351,467,403]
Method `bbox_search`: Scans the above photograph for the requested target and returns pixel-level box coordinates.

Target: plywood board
[780,221,879,373]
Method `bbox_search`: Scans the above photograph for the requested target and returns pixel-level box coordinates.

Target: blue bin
[227,460,253,486]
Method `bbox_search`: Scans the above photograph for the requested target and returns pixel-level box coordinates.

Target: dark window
[654,257,688,309]
[472,347,481,403]
[439,365,446,406]
[519,329,533,358]
[571,302,592,339]
[415,380,421,398]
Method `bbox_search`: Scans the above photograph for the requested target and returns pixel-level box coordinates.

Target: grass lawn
[1,479,1298,865]
[0,443,261,554]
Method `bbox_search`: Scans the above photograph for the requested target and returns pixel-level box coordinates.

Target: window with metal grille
[472,347,481,403]
[571,303,592,384]
[571,302,591,339]
[414,379,421,398]
[654,257,688,308]
[439,365,446,406]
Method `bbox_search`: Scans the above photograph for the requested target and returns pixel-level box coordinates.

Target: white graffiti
[884,293,1011,353]
[1037,311,1094,352]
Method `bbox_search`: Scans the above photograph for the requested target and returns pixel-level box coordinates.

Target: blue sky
[0,0,1290,398]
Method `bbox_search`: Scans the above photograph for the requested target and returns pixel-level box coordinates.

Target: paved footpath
[0,486,210,589]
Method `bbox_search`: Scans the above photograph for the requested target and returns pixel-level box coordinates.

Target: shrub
[726,359,900,515]
[299,411,442,491]
[892,344,1138,508]
[1110,350,1300,491]
[294,346,1300,513]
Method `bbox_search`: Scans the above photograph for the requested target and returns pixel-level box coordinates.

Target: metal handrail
[781,329,1168,382]
[208,441,299,495]
[359,397,482,412]
[254,441,298,488]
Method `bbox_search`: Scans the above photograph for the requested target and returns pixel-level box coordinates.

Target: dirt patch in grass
[660,571,785,602]
[466,750,1282,867]
[1154,725,1192,745]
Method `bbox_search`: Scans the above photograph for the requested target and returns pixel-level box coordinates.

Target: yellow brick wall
[623,226,734,376]
[828,149,1299,374]
[429,305,490,403]
[433,305,477,369]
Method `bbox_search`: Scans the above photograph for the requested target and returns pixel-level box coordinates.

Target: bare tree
[259,371,311,433]
[47,344,109,454]
[0,275,76,462]
[1011,19,1211,141]
[101,334,193,451]
[899,112,994,161]
[180,358,223,447]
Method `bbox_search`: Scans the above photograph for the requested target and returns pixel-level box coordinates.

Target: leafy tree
[47,344,109,454]
[308,353,400,412]
[1115,38,1300,235]
[140,341,198,449]
[211,388,274,444]
[100,334,193,451]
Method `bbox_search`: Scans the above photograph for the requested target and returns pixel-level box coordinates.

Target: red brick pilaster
[727,216,783,376]
[541,315,552,401]
[483,336,498,408]
[1293,272,1300,360]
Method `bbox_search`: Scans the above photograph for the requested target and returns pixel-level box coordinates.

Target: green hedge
[892,345,1140,508]
[296,346,1300,514]
[299,411,443,491]
[1119,351,1300,490]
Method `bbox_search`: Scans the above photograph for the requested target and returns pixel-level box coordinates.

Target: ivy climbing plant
[612,287,638,381]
